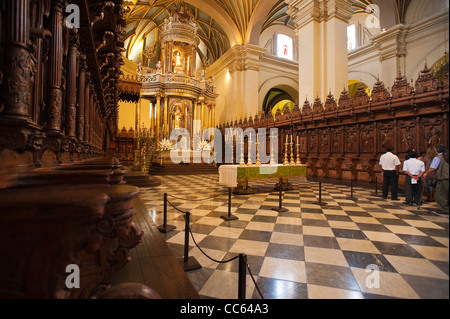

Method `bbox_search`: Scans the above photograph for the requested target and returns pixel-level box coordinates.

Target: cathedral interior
[0,0,449,302]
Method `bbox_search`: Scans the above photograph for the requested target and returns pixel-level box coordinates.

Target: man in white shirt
[379,147,401,200]
[402,150,425,205]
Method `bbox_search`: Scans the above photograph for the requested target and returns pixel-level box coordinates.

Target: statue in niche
[156,61,161,73]
[401,126,415,151]
[137,62,142,75]
[362,131,374,153]
[380,129,393,150]
[174,107,183,129]
[346,130,357,152]
[320,134,328,153]
[333,132,342,153]
[173,50,184,73]
[426,126,441,147]
[309,135,317,153]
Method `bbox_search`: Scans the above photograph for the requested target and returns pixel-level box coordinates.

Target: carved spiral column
[89,91,96,146]
[2,0,35,118]
[47,0,65,132]
[77,56,86,142]
[84,75,91,146]
[65,30,79,138]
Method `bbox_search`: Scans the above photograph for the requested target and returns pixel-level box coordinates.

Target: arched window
[347,24,357,51]
[276,34,293,60]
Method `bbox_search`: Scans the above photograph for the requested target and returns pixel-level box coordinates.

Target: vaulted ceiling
[122,0,412,65]
[122,0,294,64]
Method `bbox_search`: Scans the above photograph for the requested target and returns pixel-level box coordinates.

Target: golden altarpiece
[136,0,218,161]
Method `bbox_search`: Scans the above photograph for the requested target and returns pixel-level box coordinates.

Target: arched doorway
[262,88,296,116]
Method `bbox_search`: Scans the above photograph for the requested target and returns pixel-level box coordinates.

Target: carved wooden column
[77,56,86,141]
[1,0,34,118]
[47,0,65,132]
[90,91,96,146]
[84,75,91,146]
[65,30,79,138]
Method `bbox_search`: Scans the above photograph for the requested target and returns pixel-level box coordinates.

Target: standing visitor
[421,147,437,202]
[402,150,425,206]
[379,147,401,200]
[424,145,449,214]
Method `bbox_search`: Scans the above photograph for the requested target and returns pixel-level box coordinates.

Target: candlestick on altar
[290,141,295,164]
[296,143,301,164]
[270,134,276,165]
[247,139,253,166]
[255,140,261,165]
[283,142,289,165]
[239,134,245,166]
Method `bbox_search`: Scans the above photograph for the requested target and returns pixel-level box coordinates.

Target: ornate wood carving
[391,72,412,99]
[371,79,390,103]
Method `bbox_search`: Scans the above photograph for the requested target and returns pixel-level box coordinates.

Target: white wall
[348,4,449,90]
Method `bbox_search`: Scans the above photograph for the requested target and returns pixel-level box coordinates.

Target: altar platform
[219,164,307,194]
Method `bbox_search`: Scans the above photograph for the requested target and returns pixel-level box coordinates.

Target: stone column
[168,42,173,73]
[47,0,65,132]
[286,0,352,102]
[2,0,34,118]
[190,45,197,77]
[149,102,154,137]
[135,98,140,138]
[156,95,161,142]
[163,96,168,138]
[201,100,206,139]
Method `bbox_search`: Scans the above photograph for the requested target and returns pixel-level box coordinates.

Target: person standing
[402,150,425,205]
[424,145,449,214]
[421,147,438,202]
[379,146,401,200]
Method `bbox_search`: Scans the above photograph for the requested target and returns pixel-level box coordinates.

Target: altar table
[219,164,307,194]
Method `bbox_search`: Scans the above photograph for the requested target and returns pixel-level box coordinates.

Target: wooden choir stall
[0,0,160,299]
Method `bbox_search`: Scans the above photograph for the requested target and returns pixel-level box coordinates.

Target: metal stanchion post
[272,186,289,212]
[178,211,202,272]
[346,180,358,201]
[371,176,380,197]
[158,193,176,233]
[221,187,239,221]
[313,181,327,206]
[238,253,247,299]
[375,176,378,195]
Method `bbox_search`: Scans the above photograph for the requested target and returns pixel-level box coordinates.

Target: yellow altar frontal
[219,164,307,194]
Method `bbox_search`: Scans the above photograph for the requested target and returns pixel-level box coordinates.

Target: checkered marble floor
[138,174,449,299]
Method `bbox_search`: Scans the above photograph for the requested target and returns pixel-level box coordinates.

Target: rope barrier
[186,222,264,299]
[167,190,229,202]
[166,197,189,214]
[164,193,264,299]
